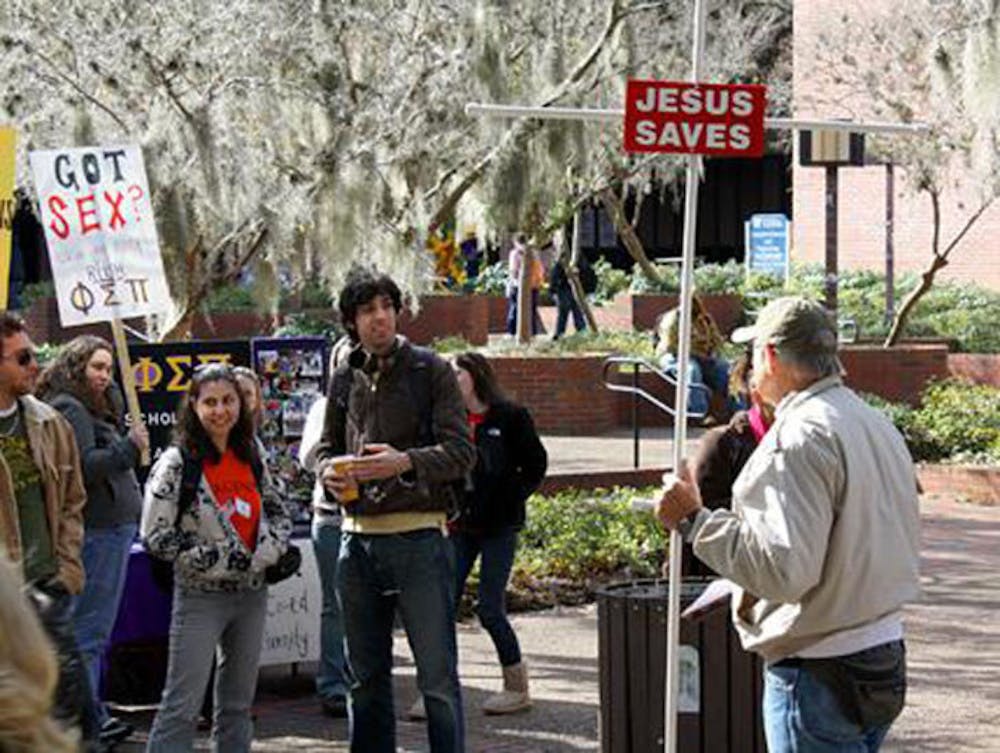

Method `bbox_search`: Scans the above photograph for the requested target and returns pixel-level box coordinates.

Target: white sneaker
[482,662,531,715]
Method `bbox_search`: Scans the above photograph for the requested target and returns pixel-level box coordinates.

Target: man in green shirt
[0,313,95,749]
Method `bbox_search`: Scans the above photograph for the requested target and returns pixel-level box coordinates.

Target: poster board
[744,213,790,282]
[251,336,328,524]
[29,145,170,326]
[0,128,14,309]
[259,542,321,666]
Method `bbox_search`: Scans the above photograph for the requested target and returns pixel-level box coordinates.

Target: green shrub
[469,260,508,296]
[204,283,258,312]
[860,392,944,462]
[17,280,56,309]
[273,312,341,339]
[912,379,1000,460]
[486,487,666,610]
[629,261,679,294]
[592,257,631,303]
[693,260,745,295]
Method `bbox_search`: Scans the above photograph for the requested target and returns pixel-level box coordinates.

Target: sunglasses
[2,349,36,367]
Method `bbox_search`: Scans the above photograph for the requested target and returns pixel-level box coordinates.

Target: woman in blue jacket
[451,351,547,714]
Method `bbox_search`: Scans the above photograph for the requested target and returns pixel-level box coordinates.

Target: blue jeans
[764,641,906,753]
[338,529,464,753]
[312,514,348,700]
[553,292,586,339]
[506,288,542,335]
[74,521,137,725]
[453,528,521,667]
[660,354,710,416]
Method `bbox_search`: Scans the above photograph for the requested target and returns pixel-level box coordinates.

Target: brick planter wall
[947,354,1000,388]
[917,464,1000,505]
[398,295,489,346]
[486,295,508,333]
[491,355,617,434]
[631,294,745,333]
[840,344,950,405]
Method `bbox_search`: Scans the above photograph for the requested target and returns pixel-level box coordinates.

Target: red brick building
[793,0,1000,290]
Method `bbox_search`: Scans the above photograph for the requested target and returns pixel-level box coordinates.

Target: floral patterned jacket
[140,446,292,592]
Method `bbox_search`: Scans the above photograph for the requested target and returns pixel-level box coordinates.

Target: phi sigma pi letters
[623,80,766,157]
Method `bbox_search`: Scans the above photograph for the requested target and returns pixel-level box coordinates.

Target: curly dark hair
[36,335,118,421]
[337,267,403,342]
[453,351,506,407]
[173,363,257,464]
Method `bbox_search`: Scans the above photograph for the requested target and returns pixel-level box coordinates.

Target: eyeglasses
[1,349,36,367]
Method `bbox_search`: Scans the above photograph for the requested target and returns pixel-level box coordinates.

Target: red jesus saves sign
[623,80,766,157]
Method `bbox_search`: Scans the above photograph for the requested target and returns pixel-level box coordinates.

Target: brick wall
[947,354,1000,388]
[917,465,1000,505]
[491,355,618,434]
[631,294,745,333]
[793,0,1000,290]
[840,344,950,404]
[398,295,489,346]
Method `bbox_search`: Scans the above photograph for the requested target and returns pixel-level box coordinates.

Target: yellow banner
[0,128,15,310]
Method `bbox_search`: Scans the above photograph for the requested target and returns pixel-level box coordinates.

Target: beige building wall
[793,0,1000,289]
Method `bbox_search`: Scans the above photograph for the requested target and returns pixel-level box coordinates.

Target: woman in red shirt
[141,364,291,752]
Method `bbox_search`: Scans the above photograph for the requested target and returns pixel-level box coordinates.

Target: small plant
[204,283,258,312]
[16,280,56,309]
[591,257,630,303]
[273,312,341,339]
[469,260,508,296]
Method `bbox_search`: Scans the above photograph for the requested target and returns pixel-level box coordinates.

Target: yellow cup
[331,457,359,503]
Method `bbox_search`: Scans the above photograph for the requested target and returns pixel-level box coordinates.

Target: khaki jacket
[0,395,86,593]
[691,376,921,663]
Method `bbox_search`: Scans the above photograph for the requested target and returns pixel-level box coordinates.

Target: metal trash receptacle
[596,578,765,753]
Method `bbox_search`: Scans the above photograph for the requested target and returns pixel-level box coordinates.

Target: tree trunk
[516,244,536,344]
[599,187,662,286]
[567,214,598,332]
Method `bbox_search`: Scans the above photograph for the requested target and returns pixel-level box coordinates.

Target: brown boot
[482,662,531,715]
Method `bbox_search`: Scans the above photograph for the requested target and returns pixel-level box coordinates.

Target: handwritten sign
[0,128,15,309]
[260,542,321,666]
[29,145,170,326]
[623,80,766,157]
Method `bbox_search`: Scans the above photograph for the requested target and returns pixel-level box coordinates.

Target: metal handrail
[602,356,710,469]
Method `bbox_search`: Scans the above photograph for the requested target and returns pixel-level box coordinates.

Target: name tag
[234,498,252,519]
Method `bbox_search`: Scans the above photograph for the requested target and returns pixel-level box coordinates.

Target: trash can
[596,578,765,753]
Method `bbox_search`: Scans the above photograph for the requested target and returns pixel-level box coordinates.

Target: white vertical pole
[664,1,707,752]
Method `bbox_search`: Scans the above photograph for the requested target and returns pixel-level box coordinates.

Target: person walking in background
[548,257,587,340]
[316,268,474,753]
[0,556,79,753]
[37,335,149,750]
[656,297,920,753]
[450,352,547,714]
[0,313,97,750]
[505,233,544,336]
[141,364,292,753]
[299,392,349,718]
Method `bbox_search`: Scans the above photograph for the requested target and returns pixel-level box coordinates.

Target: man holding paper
[656,296,920,753]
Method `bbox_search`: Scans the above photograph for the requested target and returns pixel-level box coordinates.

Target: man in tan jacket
[0,313,95,748]
[657,297,920,753]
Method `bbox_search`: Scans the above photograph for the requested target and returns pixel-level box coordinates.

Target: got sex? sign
[30,145,170,326]
[623,80,766,157]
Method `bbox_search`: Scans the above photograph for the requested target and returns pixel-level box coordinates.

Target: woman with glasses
[37,335,149,749]
[140,364,291,752]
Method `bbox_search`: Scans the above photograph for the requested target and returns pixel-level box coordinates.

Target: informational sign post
[744,213,790,282]
[0,128,15,309]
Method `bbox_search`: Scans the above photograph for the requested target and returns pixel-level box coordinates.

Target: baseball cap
[731,296,838,355]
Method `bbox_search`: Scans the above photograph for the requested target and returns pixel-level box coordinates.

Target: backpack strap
[407,346,436,447]
[177,448,202,520]
[331,364,354,455]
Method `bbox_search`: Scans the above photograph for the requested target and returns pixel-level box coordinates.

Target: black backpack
[330,345,469,510]
[148,448,266,593]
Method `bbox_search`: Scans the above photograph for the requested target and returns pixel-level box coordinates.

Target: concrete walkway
[113,492,999,752]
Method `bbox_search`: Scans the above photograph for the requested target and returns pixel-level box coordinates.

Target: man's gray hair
[774,345,842,380]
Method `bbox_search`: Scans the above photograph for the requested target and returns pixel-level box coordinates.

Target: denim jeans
[506,288,542,335]
[312,514,348,700]
[31,584,100,745]
[553,292,586,339]
[146,586,268,753]
[763,641,906,753]
[74,521,138,725]
[338,529,464,753]
[660,354,710,416]
[453,528,521,667]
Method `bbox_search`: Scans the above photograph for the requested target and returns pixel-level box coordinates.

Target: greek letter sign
[29,145,170,326]
[623,80,766,157]
[0,128,15,309]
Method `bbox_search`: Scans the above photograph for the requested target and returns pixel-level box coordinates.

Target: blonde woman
[0,556,77,753]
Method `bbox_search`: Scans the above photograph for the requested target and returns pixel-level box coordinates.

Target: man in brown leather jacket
[316,269,474,753]
[0,313,96,748]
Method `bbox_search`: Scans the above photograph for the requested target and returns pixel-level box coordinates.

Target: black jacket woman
[451,351,547,715]
[37,335,149,747]
[140,363,291,752]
